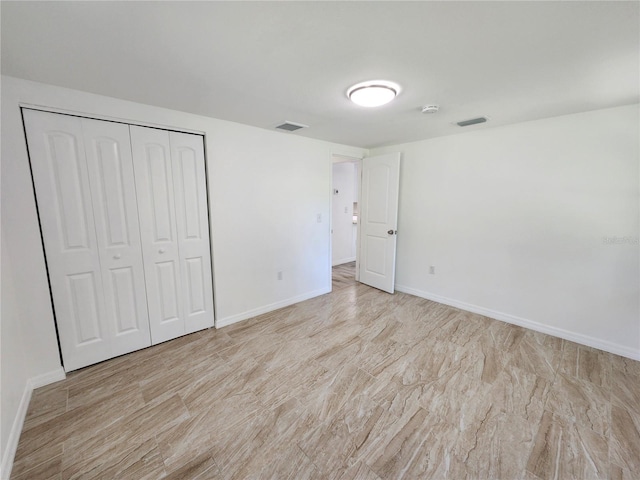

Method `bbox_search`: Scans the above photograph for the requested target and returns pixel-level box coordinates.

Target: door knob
[159,248,166,254]
[387,229,396,235]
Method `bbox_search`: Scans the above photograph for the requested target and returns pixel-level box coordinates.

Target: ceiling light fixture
[347,80,400,107]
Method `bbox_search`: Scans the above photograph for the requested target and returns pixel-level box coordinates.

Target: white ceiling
[2,1,638,148]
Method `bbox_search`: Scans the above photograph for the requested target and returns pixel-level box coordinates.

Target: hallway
[332,261,356,291]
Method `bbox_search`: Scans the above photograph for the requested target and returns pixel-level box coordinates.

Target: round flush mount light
[347,80,400,107]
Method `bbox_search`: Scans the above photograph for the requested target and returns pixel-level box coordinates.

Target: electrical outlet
[429,266,435,274]
[277,271,283,281]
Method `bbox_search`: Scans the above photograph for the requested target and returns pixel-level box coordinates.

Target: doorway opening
[331,154,362,290]
[332,261,357,290]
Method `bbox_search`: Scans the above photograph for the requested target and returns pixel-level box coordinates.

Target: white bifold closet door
[23,110,152,371]
[24,109,215,371]
[168,131,215,335]
[130,126,214,344]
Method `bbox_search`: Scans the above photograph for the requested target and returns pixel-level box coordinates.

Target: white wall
[1,228,29,474]
[372,104,640,359]
[0,75,365,475]
[332,161,357,266]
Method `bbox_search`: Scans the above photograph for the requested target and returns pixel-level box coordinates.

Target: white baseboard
[0,381,31,480]
[395,284,640,361]
[332,257,356,267]
[216,286,331,328]
[0,367,66,480]
[30,367,66,389]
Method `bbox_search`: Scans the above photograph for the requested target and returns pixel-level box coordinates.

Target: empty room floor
[10,268,640,479]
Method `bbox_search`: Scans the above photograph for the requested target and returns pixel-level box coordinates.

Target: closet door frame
[20,105,217,370]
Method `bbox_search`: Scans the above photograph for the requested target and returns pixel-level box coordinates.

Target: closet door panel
[185,257,206,314]
[109,266,141,332]
[170,132,215,333]
[156,260,181,321]
[23,110,111,371]
[82,118,151,355]
[67,272,103,344]
[130,125,184,344]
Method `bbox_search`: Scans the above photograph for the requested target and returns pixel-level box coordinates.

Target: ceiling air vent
[457,117,487,127]
[275,121,309,132]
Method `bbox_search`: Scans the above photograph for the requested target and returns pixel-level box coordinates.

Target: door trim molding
[330,152,363,286]
[18,103,206,135]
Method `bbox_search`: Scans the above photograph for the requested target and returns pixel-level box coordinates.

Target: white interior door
[169,132,215,334]
[82,118,152,357]
[23,109,152,371]
[358,152,401,293]
[130,125,185,344]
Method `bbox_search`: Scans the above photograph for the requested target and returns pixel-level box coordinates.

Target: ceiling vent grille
[457,117,487,127]
[275,121,309,132]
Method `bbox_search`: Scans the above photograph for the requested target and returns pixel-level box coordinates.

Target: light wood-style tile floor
[332,261,357,291]
[11,263,640,479]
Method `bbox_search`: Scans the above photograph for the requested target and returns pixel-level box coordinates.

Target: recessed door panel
[68,272,103,345]
[45,132,91,250]
[110,267,140,334]
[94,138,130,246]
[364,236,387,276]
[175,147,202,239]
[186,257,206,315]
[157,261,180,323]
[366,165,391,224]
[146,145,174,243]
